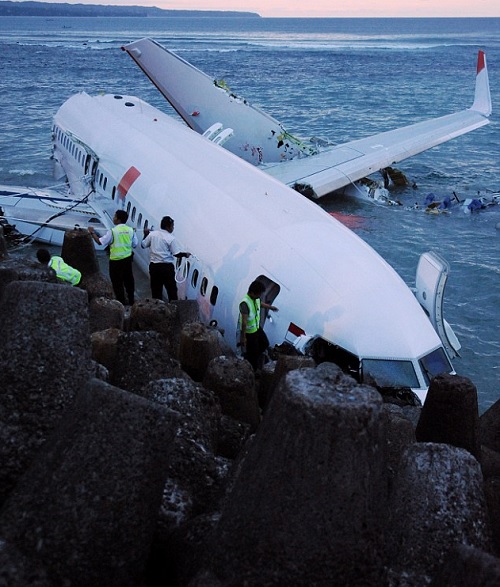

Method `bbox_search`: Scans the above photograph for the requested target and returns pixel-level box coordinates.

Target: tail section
[471,50,492,117]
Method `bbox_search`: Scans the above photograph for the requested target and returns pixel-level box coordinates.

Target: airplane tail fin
[471,50,492,117]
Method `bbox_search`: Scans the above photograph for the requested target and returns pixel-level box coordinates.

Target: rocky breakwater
[0,228,499,586]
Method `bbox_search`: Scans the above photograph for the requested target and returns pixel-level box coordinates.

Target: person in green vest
[88,209,138,305]
[36,248,81,286]
[239,279,278,370]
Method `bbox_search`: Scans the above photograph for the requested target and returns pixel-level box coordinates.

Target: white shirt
[141,229,181,264]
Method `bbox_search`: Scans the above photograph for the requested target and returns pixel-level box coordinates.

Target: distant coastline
[0,1,260,17]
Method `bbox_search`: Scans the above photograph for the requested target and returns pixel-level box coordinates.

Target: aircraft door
[253,274,280,328]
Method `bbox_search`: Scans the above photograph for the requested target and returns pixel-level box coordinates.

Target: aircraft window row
[181,262,218,305]
[53,125,113,195]
[50,133,218,309]
[54,126,86,171]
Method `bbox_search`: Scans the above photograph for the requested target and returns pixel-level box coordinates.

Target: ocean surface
[0,16,498,411]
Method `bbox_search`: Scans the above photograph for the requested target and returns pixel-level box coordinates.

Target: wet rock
[386,442,491,584]
[415,373,481,460]
[139,378,230,581]
[216,414,252,460]
[110,330,187,394]
[481,445,500,480]
[256,358,276,410]
[484,477,500,557]
[0,257,57,302]
[272,353,316,387]
[206,362,387,586]
[480,398,500,454]
[429,544,500,586]
[0,378,178,587]
[90,326,122,372]
[143,378,228,526]
[383,403,416,493]
[0,225,8,260]
[179,322,229,381]
[0,280,92,505]
[129,297,178,347]
[61,228,100,276]
[89,295,124,332]
[203,355,260,431]
[80,270,114,302]
[0,540,54,587]
[172,299,201,327]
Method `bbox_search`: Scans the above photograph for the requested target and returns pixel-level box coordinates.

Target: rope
[175,256,189,284]
[20,186,95,244]
[175,254,199,284]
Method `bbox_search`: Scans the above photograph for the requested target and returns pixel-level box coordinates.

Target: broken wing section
[122,38,315,166]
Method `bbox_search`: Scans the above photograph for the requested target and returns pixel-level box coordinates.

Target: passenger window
[138,213,142,227]
[111,186,116,200]
[191,269,199,288]
[131,206,136,222]
[85,155,91,174]
[200,277,208,296]
[210,286,218,306]
[103,177,107,191]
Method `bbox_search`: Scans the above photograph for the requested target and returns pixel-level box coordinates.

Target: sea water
[0,16,498,411]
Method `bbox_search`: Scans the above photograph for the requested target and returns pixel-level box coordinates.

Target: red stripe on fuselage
[117,166,141,200]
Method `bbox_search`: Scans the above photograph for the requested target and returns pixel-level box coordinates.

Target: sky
[33,0,500,18]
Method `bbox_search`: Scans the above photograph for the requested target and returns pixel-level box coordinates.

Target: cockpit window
[362,359,419,389]
[419,347,452,385]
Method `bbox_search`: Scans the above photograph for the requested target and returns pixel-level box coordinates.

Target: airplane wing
[122,38,316,165]
[260,104,490,197]
[122,39,492,199]
[0,185,107,244]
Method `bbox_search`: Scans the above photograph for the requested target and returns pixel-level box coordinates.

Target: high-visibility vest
[110,225,134,260]
[49,256,81,286]
[240,294,260,334]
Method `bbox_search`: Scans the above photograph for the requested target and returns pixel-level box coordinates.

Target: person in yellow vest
[239,280,278,370]
[36,248,81,286]
[88,209,138,305]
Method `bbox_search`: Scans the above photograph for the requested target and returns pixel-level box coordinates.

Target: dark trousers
[109,255,135,305]
[149,262,178,301]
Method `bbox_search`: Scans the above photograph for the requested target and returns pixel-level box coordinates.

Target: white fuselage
[52,91,453,401]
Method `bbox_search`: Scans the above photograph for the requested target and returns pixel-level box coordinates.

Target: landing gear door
[415,251,461,359]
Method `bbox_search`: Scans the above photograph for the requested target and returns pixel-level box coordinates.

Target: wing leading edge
[123,39,492,199]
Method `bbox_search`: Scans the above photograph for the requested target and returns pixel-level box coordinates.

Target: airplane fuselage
[52,91,454,401]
